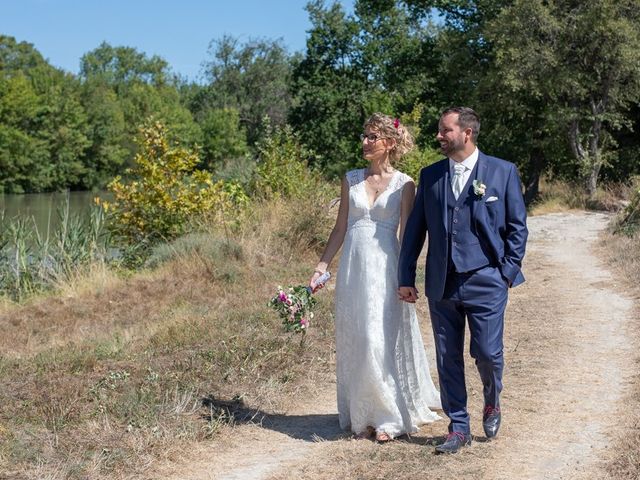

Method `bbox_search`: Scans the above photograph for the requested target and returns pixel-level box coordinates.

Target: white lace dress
[335,168,441,437]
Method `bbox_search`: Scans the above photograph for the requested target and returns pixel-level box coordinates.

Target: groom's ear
[464,128,474,143]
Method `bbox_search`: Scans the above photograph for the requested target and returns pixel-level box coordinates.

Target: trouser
[427,265,508,435]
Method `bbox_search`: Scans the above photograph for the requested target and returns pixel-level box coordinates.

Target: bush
[102,121,249,246]
[396,147,441,183]
[615,186,640,236]
[394,104,442,182]
[252,124,324,199]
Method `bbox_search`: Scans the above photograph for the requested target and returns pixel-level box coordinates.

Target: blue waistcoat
[447,164,492,273]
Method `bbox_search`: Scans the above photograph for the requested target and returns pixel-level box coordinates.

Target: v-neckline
[362,169,399,210]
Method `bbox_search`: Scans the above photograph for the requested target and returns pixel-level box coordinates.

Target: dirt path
[157,211,635,480]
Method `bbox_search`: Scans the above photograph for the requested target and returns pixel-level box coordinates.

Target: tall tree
[80,42,200,166]
[487,0,640,198]
[290,1,378,176]
[200,36,293,146]
[355,0,444,146]
[0,36,90,192]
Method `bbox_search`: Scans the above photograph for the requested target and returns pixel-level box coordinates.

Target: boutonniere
[472,179,486,198]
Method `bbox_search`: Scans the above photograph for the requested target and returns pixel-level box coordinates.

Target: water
[0,191,105,235]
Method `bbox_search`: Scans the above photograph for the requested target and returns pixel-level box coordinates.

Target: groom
[398,107,528,454]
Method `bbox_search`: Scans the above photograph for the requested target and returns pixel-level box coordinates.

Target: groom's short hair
[441,106,480,144]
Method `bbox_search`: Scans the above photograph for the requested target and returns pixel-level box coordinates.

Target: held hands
[398,286,419,303]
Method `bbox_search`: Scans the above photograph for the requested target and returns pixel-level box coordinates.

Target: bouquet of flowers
[268,272,331,333]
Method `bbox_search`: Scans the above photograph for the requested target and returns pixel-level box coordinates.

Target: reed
[0,203,110,301]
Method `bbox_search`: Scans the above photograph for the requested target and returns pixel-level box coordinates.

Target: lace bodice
[345,168,411,233]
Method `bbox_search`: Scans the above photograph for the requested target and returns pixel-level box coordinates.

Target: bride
[310,113,441,442]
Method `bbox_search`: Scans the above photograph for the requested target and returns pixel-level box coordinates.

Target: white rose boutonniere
[472,179,486,198]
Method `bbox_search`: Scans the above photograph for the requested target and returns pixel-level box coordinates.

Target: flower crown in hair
[393,118,400,129]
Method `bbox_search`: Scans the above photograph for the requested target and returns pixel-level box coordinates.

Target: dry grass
[529,177,632,216]
[3,178,638,479]
[0,194,337,479]
[597,229,640,479]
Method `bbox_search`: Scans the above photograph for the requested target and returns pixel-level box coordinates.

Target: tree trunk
[523,147,546,206]
[569,118,602,200]
[586,165,599,199]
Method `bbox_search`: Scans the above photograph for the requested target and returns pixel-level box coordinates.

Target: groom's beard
[439,137,465,157]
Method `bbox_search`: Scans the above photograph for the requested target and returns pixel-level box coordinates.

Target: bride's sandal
[375,431,393,443]
[353,426,375,440]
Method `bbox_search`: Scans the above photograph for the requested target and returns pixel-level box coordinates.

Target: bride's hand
[398,286,418,303]
[309,270,324,293]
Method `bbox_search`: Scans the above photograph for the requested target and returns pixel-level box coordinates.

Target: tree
[0,72,47,192]
[355,0,444,144]
[80,42,200,168]
[79,78,129,188]
[0,36,90,192]
[486,0,640,198]
[290,1,378,177]
[200,36,294,146]
[199,107,248,169]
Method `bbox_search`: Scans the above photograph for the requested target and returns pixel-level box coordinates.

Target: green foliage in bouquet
[268,285,317,334]
[101,120,249,245]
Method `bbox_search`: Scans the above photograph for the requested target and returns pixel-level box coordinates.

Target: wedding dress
[334,168,441,438]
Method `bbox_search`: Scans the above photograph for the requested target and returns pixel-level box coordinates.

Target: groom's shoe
[434,432,472,454]
[482,406,501,438]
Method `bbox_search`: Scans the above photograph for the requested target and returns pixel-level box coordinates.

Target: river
[0,191,104,234]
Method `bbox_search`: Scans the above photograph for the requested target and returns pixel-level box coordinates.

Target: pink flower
[300,318,309,328]
[278,291,288,302]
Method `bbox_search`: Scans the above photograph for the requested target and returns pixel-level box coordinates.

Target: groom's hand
[398,286,419,303]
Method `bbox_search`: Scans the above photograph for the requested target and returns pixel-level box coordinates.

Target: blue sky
[1,0,354,82]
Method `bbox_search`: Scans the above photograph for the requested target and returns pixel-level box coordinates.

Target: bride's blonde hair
[363,113,415,163]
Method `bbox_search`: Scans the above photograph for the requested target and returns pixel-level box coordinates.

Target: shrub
[396,147,441,183]
[395,104,442,182]
[102,121,249,246]
[615,186,640,236]
[252,123,324,199]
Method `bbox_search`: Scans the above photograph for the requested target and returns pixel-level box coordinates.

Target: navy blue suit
[399,151,528,435]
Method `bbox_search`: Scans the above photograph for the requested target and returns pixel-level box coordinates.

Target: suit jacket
[398,151,528,301]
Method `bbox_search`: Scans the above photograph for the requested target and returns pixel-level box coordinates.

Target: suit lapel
[437,160,449,233]
[472,151,491,224]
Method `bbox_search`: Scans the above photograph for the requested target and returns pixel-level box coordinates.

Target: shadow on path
[202,395,344,442]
